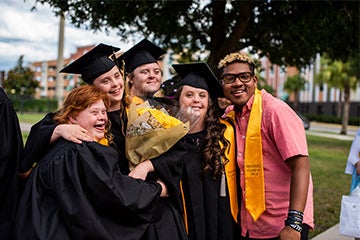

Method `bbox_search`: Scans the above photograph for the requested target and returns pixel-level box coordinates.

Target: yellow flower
[137,107,182,129]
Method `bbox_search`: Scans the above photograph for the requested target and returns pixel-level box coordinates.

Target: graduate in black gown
[15,85,186,240]
[0,87,23,240]
[171,63,241,240]
[19,43,187,239]
[20,43,130,176]
[119,38,187,213]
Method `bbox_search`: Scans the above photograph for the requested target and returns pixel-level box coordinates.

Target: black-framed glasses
[220,72,253,84]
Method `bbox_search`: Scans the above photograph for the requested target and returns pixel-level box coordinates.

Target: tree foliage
[284,74,306,94]
[284,74,306,111]
[4,56,39,97]
[31,0,359,72]
[315,55,359,134]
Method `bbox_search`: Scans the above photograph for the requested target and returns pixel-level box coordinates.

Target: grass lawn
[17,112,353,238]
[17,112,46,124]
[307,134,352,238]
[18,113,46,143]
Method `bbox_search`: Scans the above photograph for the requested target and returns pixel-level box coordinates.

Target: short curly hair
[217,52,256,74]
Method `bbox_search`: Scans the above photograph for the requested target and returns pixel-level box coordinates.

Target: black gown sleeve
[20,112,56,173]
[107,110,130,174]
[0,88,23,240]
[16,140,163,240]
[150,138,187,211]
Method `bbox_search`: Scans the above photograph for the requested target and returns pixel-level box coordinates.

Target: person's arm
[279,155,310,240]
[355,161,360,175]
[129,160,155,180]
[149,139,186,211]
[20,113,57,174]
[129,138,186,211]
[75,142,163,223]
[51,124,94,144]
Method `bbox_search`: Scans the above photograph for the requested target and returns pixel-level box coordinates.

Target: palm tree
[316,56,358,134]
[283,74,306,112]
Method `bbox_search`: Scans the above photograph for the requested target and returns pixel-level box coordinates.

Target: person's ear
[68,115,77,124]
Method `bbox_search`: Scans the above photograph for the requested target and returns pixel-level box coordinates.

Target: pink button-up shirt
[229,89,314,238]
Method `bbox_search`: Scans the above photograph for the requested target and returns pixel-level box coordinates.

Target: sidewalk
[311,224,354,240]
[20,122,32,132]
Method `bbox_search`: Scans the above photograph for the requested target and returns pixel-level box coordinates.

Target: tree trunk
[336,90,342,118]
[340,86,350,135]
[293,90,299,111]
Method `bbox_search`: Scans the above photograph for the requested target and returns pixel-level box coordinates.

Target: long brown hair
[175,86,229,179]
[53,85,113,142]
[202,99,230,179]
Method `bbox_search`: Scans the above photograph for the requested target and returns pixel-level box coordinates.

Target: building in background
[31,44,174,100]
[258,54,360,118]
[31,45,95,99]
[30,46,359,118]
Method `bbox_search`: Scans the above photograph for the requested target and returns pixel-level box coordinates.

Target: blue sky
[0,0,133,72]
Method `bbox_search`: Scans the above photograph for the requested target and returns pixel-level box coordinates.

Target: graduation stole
[244,88,265,221]
[97,137,109,146]
[180,182,188,234]
[219,118,239,223]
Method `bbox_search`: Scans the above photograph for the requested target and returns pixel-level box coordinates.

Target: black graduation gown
[150,138,187,213]
[141,97,186,212]
[16,140,187,240]
[181,132,240,240]
[20,112,56,173]
[21,110,130,175]
[0,88,23,240]
[107,109,130,174]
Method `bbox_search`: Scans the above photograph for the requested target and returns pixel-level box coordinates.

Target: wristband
[285,209,304,232]
[288,209,304,217]
[285,219,303,232]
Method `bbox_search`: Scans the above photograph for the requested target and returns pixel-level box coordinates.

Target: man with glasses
[217,52,314,240]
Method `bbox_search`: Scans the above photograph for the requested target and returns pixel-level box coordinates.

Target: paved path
[20,122,32,132]
[311,223,354,240]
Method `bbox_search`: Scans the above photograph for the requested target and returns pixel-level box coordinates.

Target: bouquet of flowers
[126,99,190,169]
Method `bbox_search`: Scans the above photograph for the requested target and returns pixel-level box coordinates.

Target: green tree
[283,74,306,112]
[32,0,358,71]
[253,58,274,95]
[4,55,39,97]
[315,56,359,134]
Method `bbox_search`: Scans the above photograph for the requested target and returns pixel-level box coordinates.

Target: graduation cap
[172,62,224,98]
[118,38,166,73]
[60,43,120,83]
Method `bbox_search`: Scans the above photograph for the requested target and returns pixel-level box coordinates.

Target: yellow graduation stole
[244,88,265,221]
[179,120,239,233]
[219,118,239,223]
[180,181,188,234]
[98,137,109,146]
